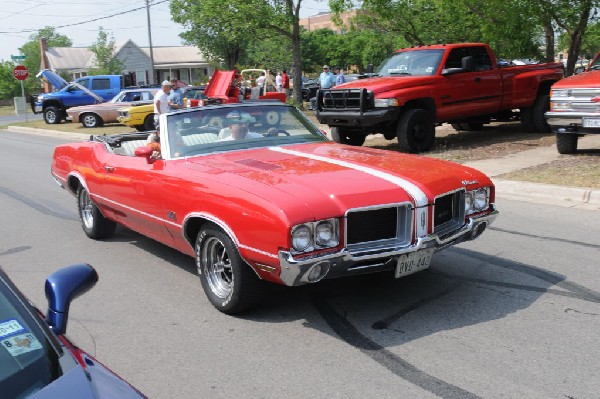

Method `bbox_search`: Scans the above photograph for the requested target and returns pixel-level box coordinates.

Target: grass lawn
[4,119,135,135]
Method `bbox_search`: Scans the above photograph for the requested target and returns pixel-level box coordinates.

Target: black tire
[556,134,578,154]
[451,123,466,131]
[43,106,63,124]
[195,226,264,314]
[397,109,435,153]
[134,125,146,132]
[520,107,536,132]
[143,114,155,131]
[81,113,103,128]
[330,127,366,146]
[77,186,116,239]
[532,94,551,133]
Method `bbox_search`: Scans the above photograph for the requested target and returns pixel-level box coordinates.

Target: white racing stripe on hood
[269,147,428,207]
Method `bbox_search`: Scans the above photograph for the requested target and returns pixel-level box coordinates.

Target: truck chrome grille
[320,89,374,111]
[555,88,600,113]
[433,190,465,237]
[345,204,412,255]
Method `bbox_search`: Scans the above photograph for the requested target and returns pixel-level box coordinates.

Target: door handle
[104,165,115,172]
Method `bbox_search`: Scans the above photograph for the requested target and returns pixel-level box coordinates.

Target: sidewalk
[464,134,600,211]
[5,124,600,210]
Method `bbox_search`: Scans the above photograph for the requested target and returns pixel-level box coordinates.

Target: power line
[0,0,169,34]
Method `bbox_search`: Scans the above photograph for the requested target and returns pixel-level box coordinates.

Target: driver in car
[218,110,263,141]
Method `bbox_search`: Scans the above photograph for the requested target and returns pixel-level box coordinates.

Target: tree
[171,0,308,105]
[88,27,124,75]
[0,61,22,100]
[18,27,72,95]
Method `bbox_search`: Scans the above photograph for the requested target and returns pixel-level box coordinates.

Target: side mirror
[45,264,98,335]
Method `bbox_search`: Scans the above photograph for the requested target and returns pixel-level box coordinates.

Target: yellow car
[117,103,154,131]
[117,86,207,131]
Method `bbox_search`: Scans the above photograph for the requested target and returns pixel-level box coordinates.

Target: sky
[0,0,331,63]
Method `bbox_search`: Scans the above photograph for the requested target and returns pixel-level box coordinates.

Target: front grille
[345,204,412,255]
[554,88,600,113]
[320,89,374,111]
[433,190,465,237]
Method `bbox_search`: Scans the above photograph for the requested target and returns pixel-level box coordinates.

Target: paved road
[0,111,42,124]
[1,129,599,398]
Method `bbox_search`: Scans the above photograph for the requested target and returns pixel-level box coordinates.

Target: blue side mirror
[45,264,98,335]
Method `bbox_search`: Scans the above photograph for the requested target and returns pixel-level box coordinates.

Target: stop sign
[13,65,29,81]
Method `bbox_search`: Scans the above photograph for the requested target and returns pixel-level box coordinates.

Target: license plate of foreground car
[582,117,600,128]
[395,248,435,278]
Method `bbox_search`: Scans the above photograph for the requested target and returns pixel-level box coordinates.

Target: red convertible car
[51,102,498,314]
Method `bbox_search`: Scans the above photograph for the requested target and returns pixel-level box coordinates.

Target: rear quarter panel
[503,63,564,109]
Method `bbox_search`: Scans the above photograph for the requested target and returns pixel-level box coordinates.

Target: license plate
[395,249,434,278]
[582,117,600,128]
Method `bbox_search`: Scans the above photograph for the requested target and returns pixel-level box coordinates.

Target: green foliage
[88,28,124,75]
[16,27,72,97]
[0,60,23,100]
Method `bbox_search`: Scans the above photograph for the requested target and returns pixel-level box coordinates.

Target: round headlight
[465,192,474,214]
[473,188,488,211]
[315,221,335,246]
[292,225,312,251]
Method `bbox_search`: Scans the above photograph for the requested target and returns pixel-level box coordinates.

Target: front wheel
[81,113,103,128]
[330,127,366,146]
[77,186,116,239]
[143,114,155,131]
[43,106,63,124]
[556,134,578,154]
[397,109,435,153]
[195,226,264,314]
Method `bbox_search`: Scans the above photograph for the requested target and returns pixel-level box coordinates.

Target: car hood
[36,69,69,91]
[184,142,491,219]
[552,69,600,89]
[30,354,144,398]
[334,75,436,95]
[204,70,236,99]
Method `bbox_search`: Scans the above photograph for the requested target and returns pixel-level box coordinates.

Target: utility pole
[145,0,155,84]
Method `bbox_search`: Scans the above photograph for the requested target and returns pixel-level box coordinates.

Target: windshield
[164,104,328,159]
[588,54,600,71]
[376,49,444,76]
[0,275,61,398]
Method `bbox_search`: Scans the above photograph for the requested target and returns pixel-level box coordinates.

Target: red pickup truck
[545,51,600,154]
[316,43,565,152]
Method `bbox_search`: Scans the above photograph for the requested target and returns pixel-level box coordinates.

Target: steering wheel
[264,128,290,137]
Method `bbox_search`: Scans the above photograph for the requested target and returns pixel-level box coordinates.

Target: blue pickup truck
[34,70,125,124]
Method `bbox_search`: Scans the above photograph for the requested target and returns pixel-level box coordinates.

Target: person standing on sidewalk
[281,69,290,98]
[153,80,172,129]
[335,66,346,86]
[275,71,283,92]
[168,78,184,111]
[309,65,335,110]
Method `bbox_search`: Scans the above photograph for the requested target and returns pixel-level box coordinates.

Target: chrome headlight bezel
[465,187,490,215]
[291,218,340,253]
[550,101,573,111]
[551,89,569,98]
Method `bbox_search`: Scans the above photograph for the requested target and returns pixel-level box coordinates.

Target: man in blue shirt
[168,78,183,111]
[309,65,336,110]
[335,66,346,86]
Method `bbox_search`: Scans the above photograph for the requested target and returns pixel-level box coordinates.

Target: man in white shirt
[218,110,262,140]
[153,80,172,128]
[275,72,283,92]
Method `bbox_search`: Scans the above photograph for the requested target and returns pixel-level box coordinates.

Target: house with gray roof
[40,38,213,89]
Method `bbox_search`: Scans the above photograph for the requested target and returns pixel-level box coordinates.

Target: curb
[493,179,600,210]
[4,125,88,141]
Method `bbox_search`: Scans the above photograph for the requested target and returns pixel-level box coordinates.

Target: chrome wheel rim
[83,114,97,127]
[79,190,94,229]
[46,111,56,123]
[201,237,233,299]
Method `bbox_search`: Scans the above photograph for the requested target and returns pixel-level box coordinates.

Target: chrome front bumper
[278,205,498,286]
[545,111,600,134]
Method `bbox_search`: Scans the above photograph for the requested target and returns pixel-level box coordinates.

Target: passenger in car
[218,111,262,141]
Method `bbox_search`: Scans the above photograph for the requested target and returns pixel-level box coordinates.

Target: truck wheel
[43,106,63,124]
[331,127,366,146]
[532,94,551,133]
[143,114,155,131]
[520,107,536,132]
[195,226,264,314]
[397,109,435,153]
[556,134,578,154]
[81,113,103,128]
[77,186,116,239]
